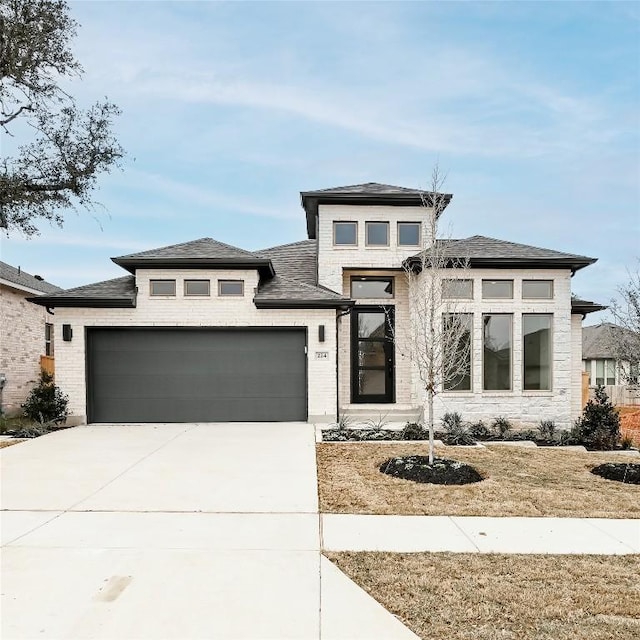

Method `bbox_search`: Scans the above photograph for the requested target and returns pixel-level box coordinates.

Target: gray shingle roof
[0,261,61,294]
[572,297,607,317]
[29,276,136,308]
[254,275,351,307]
[406,236,596,272]
[256,240,317,285]
[300,183,453,239]
[114,237,257,261]
[582,322,637,359]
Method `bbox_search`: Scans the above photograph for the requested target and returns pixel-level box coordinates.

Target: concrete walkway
[1,424,417,640]
[322,514,640,554]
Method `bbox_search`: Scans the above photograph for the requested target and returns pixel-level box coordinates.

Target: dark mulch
[591,462,640,485]
[379,456,484,485]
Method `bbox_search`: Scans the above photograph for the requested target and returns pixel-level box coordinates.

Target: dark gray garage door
[87,328,307,422]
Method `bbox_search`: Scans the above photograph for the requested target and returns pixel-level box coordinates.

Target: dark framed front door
[351,306,395,403]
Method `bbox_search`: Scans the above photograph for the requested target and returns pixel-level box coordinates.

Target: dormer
[301,182,452,293]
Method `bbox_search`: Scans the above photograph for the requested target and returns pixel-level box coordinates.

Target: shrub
[21,371,69,425]
[468,420,490,439]
[334,413,353,430]
[491,416,512,438]
[440,412,475,445]
[13,422,54,439]
[402,422,428,440]
[538,420,557,441]
[573,385,621,450]
[365,413,389,430]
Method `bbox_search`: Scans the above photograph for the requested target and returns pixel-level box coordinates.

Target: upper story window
[150,279,176,296]
[522,280,553,299]
[45,323,54,357]
[365,222,389,246]
[351,277,394,299]
[397,222,421,247]
[333,221,357,246]
[184,279,210,296]
[442,279,473,299]
[219,280,244,296]
[482,279,513,299]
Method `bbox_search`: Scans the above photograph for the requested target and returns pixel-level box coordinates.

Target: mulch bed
[379,456,484,485]
[591,462,640,485]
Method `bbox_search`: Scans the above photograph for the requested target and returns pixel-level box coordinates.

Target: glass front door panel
[358,313,386,338]
[358,370,386,395]
[358,341,386,367]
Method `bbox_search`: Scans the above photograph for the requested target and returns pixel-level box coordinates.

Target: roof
[256,240,317,285]
[112,238,275,278]
[582,322,638,359]
[29,276,136,308]
[301,182,453,239]
[405,236,597,273]
[0,261,61,295]
[571,297,607,318]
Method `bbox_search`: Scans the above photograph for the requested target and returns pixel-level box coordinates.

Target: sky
[1,0,638,324]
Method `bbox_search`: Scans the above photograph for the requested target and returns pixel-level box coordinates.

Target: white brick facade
[1,284,53,415]
[54,268,337,423]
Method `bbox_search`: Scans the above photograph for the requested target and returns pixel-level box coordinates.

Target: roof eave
[403,256,597,272]
[27,296,136,309]
[254,298,355,310]
[111,257,276,278]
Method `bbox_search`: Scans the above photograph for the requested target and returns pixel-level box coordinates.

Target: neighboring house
[582,323,640,405]
[0,261,61,415]
[30,183,604,428]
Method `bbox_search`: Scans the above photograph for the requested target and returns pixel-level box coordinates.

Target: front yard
[317,443,640,518]
[327,552,640,640]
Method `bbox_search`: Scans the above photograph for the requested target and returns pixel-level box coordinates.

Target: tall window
[443,313,472,391]
[45,323,54,357]
[483,314,512,390]
[523,314,552,390]
[595,359,615,385]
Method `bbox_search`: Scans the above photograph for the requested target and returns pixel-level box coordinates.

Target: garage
[86,328,307,423]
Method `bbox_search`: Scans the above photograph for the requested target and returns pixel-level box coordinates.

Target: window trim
[482,279,514,300]
[522,313,553,391]
[522,279,554,300]
[218,279,245,297]
[365,221,390,247]
[184,279,211,297]
[149,279,176,297]
[45,322,54,357]
[333,221,358,246]
[442,278,474,300]
[397,221,421,247]
[482,313,513,391]
[350,276,395,300]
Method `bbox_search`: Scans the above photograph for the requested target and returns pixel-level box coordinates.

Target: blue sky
[1,0,638,322]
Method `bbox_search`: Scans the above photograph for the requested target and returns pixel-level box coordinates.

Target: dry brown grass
[317,443,640,518]
[327,552,640,640]
[0,440,20,449]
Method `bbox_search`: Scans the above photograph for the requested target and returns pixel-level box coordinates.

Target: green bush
[440,412,475,445]
[21,371,69,425]
[468,420,490,439]
[491,416,512,438]
[573,385,621,450]
[538,420,557,441]
[402,422,428,440]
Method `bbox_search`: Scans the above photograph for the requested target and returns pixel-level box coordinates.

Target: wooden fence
[588,383,640,407]
[40,355,55,377]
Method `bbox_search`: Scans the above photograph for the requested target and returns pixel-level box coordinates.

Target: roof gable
[29,276,136,308]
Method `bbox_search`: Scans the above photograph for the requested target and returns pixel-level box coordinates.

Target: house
[29,183,604,428]
[0,261,61,415]
[583,322,640,405]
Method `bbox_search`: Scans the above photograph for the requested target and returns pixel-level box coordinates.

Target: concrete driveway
[1,423,415,640]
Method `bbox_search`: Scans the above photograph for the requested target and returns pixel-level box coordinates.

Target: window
[150,280,176,296]
[522,280,553,299]
[595,359,615,385]
[219,280,244,296]
[442,279,473,299]
[483,314,512,390]
[482,280,513,299]
[365,222,389,246]
[397,222,421,246]
[351,277,394,299]
[45,323,54,357]
[333,222,357,246]
[523,314,552,390]
[184,280,210,296]
[584,359,592,385]
[443,313,472,391]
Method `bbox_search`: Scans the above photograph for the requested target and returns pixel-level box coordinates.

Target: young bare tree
[0,0,124,236]
[397,166,471,463]
[608,261,640,384]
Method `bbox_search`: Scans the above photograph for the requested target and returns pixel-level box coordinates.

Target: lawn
[327,552,640,640]
[316,443,640,518]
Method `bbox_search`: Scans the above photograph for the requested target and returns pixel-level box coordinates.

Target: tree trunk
[427,388,435,464]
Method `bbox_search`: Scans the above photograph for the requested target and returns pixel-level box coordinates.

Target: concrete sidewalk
[322,514,640,554]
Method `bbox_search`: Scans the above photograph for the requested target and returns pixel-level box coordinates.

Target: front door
[351,306,394,403]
